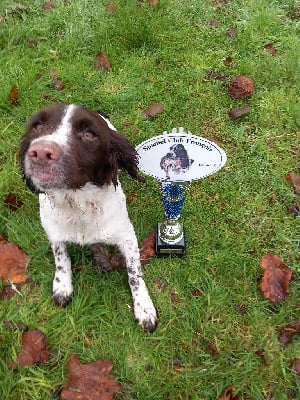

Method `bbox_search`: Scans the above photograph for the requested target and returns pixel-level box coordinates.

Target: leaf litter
[0,239,29,284]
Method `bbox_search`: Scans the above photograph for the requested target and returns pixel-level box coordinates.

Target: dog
[19,103,157,333]
[160,144,194,179]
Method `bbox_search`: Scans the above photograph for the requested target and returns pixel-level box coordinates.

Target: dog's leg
[51,242,73,307]
[119,238,157,333]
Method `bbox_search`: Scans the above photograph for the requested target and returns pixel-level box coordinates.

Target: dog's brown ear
[104,129,145,187]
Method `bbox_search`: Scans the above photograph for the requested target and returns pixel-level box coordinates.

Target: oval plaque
[135,128,227,181]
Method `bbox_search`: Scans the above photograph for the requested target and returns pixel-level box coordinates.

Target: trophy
[136,128,227,257]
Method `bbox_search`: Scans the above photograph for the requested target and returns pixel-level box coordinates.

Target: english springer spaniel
[160,144,194,179]
[19,103,157,333]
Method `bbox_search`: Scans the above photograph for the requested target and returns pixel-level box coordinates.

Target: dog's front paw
[52,278,73,307]
[134,299,158,333]
[52,290,72,307]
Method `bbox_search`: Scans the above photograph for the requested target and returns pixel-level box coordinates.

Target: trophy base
[155,223,186,257]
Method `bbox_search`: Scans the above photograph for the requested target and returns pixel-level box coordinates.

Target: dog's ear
[103,129,145,187]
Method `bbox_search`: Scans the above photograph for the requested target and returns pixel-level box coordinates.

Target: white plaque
[135,128,227,181]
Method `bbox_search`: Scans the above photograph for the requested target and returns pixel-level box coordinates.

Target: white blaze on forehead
[31,104,77,148]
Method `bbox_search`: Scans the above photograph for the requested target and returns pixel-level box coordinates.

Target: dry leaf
[4,192,23,211]
[278,320,300,346]
[263,43,277,56]
[228,105,252,119]
[219,386,239,400]
[42,1,55,10]
[227,27,237,38]
[94,52,111,72]
[260,254,293,303]
[9,85,19,105]
[287,204,299,218]
[61,354,121,400]
[228,75,255,99]
[0,239,29,284]
[142,103,165,117]
[285,171,300,193]
[140,231,155,265]
[224,56,233,67]
[205,70,227,81]
[10,330,50,368]
[106,1,116,14]
[292,358,300,376]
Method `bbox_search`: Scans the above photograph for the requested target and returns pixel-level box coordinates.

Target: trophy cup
[135,128,227,257]
[156,180,189,256]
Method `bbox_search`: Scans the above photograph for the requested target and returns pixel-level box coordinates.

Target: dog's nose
[27,141,63,164]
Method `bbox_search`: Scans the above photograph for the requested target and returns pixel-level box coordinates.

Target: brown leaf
[106,1,116,14]
[292,358,300,376]
[228,104,252,119]
[139,231,155,265]
[127,191,138,203]
[51,77,65,91]
[9,85,19,105]
[0,239,29,284]
[207,341,218,359]
[0,285,20,300]
[42,2,55,10]
[254,349,270,365]
[260,254,293,303]
[4,192,23,211]
[61,354,121,400]
[94,52,111,72]
[224,56,233,67]
[148,0,159,6]
[11,330,50,368]
[263,43,277,56]
[209,20,220,27]
[228,75,255,99]
[287,204,299,218]
[27,38,38,47]
[205,70,228,81]
[285,171,300,193]
[142,103,165,117]
[278,320,300,346]
[219,386,239,400]
[227,27,237,38]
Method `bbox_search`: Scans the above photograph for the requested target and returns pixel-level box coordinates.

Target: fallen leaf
[191,289,202,297]
[148,0,159,6]
[205,70,228,81]
[106,1,116,14]
[207,341,218,359]
[4,321,28,331]
[285,171,300,193]
[127,191,138,203]
[224,56,233,67]
[263,43,277,56]
[61,354,120,400]
[94,51,111,72]
[51,77,65,91]
[287,204,299,218]
[219,386,239,400]
[10,330,50,368]
[0,285,19,300]
[278,320,300,346]
[4,192,23,211]
[91,243,125,272]
[254,349,270,365]
[140,231,155,265]
[27,38,38,47]
[228,104,252,119]
[228,75,255,99]
[292,358,300,376]
[0,239,29,284]
[209,20,220,27]
[260,254,293,303]
[42,2,55,10]
[142,103,165,117]
[235,304,247,315]
[227,27,237,38]
[9,85,19,105]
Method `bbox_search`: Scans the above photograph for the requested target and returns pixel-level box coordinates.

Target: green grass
[0,0,299,399]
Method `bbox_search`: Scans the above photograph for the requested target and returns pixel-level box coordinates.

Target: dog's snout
[27,141,63,164]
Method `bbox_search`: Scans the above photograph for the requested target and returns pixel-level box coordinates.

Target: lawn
[0,0,299,399]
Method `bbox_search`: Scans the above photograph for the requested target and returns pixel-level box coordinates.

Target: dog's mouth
[24,160,66,190]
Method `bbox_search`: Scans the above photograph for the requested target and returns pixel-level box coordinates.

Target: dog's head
[19,103,144,192]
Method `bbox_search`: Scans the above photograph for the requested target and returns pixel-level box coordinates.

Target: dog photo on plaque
[136,128,227,257]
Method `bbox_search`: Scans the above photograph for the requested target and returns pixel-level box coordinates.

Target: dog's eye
[82,131,95,141]
[33,121,43,133]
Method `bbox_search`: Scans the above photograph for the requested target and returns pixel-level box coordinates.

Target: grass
[0,0,299,399]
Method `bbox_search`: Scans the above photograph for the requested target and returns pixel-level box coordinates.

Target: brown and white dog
[19,103,157,333]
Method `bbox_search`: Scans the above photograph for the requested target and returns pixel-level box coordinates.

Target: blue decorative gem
[160,182,187,219]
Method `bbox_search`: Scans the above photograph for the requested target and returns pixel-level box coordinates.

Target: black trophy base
[155,223,186,257]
